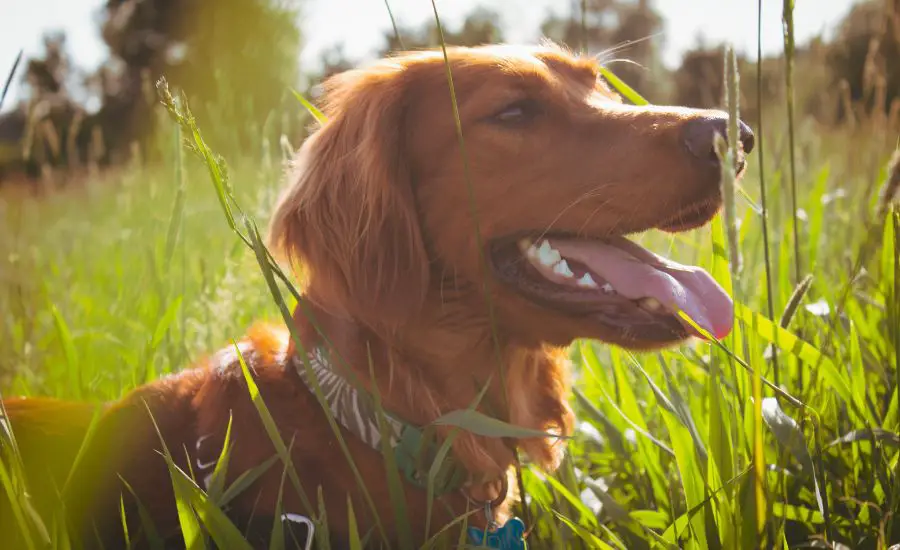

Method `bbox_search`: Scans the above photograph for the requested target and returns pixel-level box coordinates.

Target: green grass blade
[61,405,104,495]
[0,50,22,110]
[805,166,831,270]
[662,466,751,544]
[346,494,363,550]
[119,477,166,550]
[267,452,290,550]
[656,354,708,463]
[242,220,387,542]
[709,215,733,297]
[598,67,649,106]
[431,408,570,440]
[423,428,460,541]
[232,342,313,515]
[176,472,252,550]
[550,509,616,549]
[382,0,405,50]
[315,486,331,550]
[580,348,674,456]
[365,353,414,550]
[164,122,187,266]
[141,402,206,549]
[543,472,598,528]
[149,297,183,352]
[0,454,39,550]
[219,454,280,508]
[755,0,779,386]
[733,302,853,406]
[290,89,327,124]
[883,208,899,384]
[119,493,131,548]
[203,412,234,504]
[782,0,802,283]
[660,407,709,548]
[50,304,81,399]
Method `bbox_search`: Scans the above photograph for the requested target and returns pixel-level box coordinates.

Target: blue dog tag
[467,517,526,549]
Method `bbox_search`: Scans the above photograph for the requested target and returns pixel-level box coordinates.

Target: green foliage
[2,6,900,550]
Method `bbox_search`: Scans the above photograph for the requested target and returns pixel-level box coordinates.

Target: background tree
[826,0,900,120]
[380,7,505,55]
[304,7,505,106]
[667,44,782,126]
[315,44,357,82]
[0,33,91,179]
[540,0,664,100]
[96,0,303,157]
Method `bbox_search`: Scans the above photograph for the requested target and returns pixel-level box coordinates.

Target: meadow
[1,4,900,549]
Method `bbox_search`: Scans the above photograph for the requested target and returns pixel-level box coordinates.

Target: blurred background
[0,0,893,184]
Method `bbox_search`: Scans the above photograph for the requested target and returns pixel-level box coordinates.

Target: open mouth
[489,231,734,345]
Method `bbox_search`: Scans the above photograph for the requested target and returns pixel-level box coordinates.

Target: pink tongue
[550,237,734,340]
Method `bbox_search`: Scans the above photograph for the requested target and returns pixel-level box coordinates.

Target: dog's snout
[683,114,755,161]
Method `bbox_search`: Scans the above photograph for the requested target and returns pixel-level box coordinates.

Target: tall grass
[783,0,802,286]
[755,0,779,389]
[2,3,900,549]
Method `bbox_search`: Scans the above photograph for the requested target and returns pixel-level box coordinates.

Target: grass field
[2,6,900,549]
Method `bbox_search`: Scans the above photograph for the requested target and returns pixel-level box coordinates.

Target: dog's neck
[287,297,572,480]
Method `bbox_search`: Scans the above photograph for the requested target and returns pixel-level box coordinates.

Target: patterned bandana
[289,347,528,550]
[290,347,467,495]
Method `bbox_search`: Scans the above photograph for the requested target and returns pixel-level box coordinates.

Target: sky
[0,0,859,110]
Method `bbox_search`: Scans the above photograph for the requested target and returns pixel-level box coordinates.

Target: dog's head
[269,44,753,350]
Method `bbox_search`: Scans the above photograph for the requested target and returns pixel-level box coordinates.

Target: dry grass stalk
[839,80,856,130]
[877,148,900,220]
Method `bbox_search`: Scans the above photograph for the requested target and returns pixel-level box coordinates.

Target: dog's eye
[491,99,541,125]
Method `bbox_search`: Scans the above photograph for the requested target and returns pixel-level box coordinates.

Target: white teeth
[638,297,663,312]
[536,240,561,267]
[601,283,616,295]
[520,239,539,260]
[576,273,598,288]
[553,259,574,278]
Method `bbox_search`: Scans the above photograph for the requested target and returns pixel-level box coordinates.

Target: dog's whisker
[592,32,663,64]
[535,183,617,242]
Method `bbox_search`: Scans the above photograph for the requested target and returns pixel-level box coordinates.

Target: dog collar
[290,347,468,495]
[290,347,527,549]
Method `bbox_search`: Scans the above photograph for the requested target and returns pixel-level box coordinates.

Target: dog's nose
[683,114,755,160]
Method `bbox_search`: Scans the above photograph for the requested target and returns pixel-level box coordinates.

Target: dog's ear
[268,65,429,327]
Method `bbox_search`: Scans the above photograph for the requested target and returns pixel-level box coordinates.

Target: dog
[1,43,753,549]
